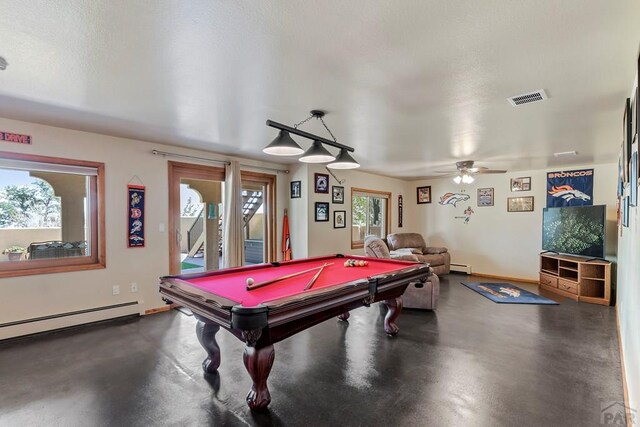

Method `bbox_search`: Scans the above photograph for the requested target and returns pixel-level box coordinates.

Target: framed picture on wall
[416,186,431,204]
[333,210,346,228]
[507,196,534,212]
[631,140,638,207]
[314,173,329,193]
[510,177,531,192]
[631,89,637,143]
[477,188,494,206]
[315,202,329,222]
[290,181,301,199]
[623,98,631,182]
[332,186,344,204]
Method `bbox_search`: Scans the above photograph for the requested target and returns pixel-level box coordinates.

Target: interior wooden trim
[0,151,106,278]
[144,304,177,315]
[0,150,104,168]
[472,272,539,285]
[350,187,392,250]
[241,170,277,263]
[616,307,632,425]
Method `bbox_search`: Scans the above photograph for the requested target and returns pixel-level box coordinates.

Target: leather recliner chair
[364,235,440,310]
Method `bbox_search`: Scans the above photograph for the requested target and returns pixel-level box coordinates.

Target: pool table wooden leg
[243,343,275,411]
[383,297,403,336]
[195,321,221,374]
[337,311,350,321]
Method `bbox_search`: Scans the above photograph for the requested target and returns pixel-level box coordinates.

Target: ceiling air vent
[507,89,548,106]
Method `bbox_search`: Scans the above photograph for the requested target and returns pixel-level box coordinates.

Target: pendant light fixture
[264,110,359,168]
[262,130,304,156]
[299,140,336,163]
[328,149,360,169]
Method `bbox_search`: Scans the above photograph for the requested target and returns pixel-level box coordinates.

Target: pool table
[159,254,431,410]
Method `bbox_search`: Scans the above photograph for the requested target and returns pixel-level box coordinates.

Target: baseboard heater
[0,301,139,329]
[450,263,472,274]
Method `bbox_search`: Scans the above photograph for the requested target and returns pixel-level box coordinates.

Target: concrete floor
[0,274,623,426]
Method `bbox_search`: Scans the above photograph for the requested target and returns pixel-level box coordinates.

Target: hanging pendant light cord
[318,116,338,143]
[293,113,315,129]
[292,113,339,144]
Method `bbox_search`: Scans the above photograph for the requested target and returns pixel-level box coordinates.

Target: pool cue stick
[246,263,334,290]
[304,262,330,291]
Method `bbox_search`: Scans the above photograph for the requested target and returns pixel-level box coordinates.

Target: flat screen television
[542,205,606,258]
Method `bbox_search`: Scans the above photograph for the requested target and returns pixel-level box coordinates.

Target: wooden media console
[539,253,611,306]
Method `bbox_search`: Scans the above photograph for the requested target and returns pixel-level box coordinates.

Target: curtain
[223,160,244,268]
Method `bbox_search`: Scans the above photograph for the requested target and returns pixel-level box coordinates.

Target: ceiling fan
[435,160,507,184]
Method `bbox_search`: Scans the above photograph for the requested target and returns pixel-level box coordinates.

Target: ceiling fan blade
[433,172,460,177]
[474,169,507,174]
[467,167,488,173]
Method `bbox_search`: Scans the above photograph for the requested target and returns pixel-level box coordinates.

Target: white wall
[300,165,414,257]
[287,163,309,259]
[0,117,289,339]
[617,74,639,417]
[411,163,617,280]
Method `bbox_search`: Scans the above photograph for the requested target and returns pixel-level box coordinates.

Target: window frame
[0,151,106,278]
[350,187,391,249]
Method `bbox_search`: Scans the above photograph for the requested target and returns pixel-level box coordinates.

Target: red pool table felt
[184,256,417,307]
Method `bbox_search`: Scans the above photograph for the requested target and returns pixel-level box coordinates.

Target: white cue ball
[246,278,255,286]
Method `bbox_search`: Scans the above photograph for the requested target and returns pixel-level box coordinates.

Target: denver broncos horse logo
[548,185,591,202]
[439,192,470,207]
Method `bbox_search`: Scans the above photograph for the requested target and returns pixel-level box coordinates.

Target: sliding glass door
[241,171,276,266]
[169,162,225,275]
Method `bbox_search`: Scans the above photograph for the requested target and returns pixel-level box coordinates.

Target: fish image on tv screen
[542,205,606,258]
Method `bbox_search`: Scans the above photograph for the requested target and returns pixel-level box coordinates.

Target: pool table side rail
[159,254,418,283]
[159,284,234,328]
[160,277,240,308]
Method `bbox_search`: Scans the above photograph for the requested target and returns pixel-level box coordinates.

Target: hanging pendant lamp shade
[327,149,360,169]
[262,130,304,156]
[299,140,336,163]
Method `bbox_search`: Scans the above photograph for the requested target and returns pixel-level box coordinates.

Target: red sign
[1,131,31,145]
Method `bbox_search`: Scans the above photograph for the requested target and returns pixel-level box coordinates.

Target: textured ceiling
[0,1,638,178]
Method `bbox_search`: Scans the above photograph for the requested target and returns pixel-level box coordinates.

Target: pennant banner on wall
[546,169,594,207]
[282,209,291,260]
[128,185,146,247]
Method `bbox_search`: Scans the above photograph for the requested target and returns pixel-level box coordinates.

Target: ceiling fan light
[327,149,360,169]
[262,130,304,156]
[462,174,474,184]
[453,175,462,184]
[299,140,336,163]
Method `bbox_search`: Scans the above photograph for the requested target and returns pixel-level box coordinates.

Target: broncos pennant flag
[282,209,292,260]
[546,169,594,207]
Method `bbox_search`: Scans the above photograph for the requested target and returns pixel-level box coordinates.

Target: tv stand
[540,250,559,255]
[539,253,611,306]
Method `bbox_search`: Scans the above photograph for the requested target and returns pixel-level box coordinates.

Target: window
[351,188,391,249]
[0,152,105,278]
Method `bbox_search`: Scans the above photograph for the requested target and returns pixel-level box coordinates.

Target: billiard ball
[246,278,255,286]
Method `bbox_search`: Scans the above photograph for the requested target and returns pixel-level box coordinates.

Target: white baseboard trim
[450,263,472,274]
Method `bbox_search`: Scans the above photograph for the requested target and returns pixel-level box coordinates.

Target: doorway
[169,162,225,275]
[241,171,276,266]
[168,163,276,275]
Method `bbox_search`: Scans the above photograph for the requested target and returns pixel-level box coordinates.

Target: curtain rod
[151,150,289,174]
